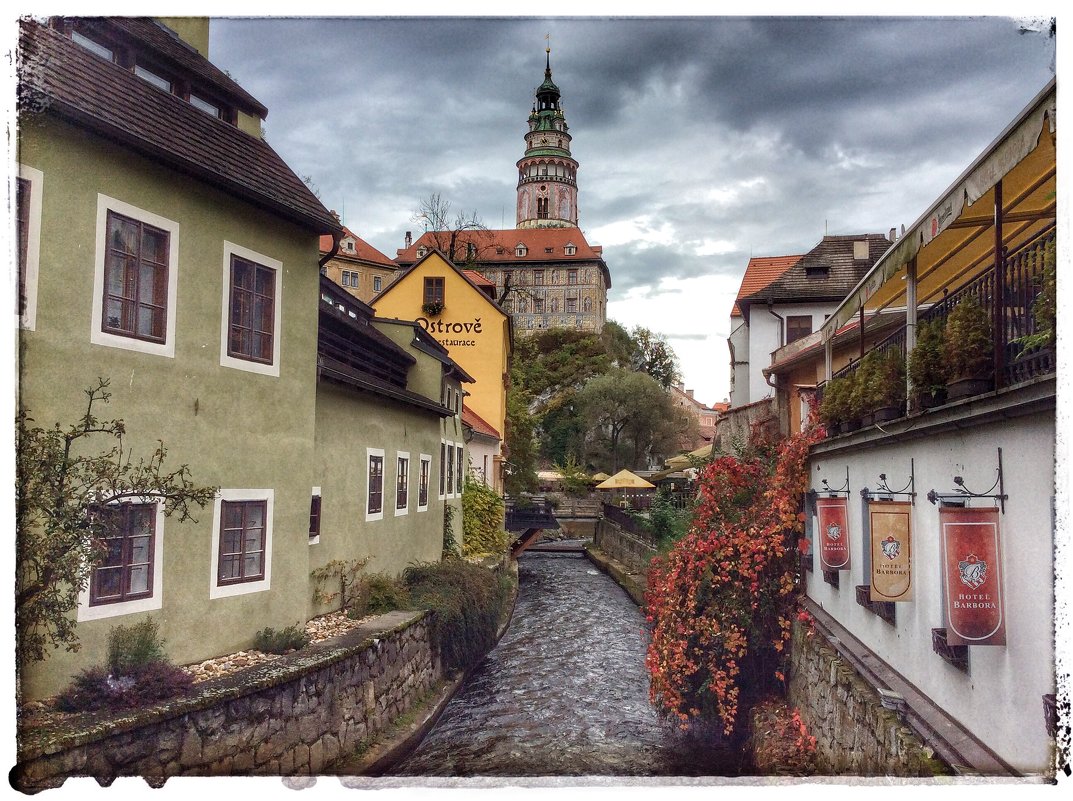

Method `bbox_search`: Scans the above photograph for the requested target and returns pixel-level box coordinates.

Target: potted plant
[421,300,445,316]
[849,352,881,427]
[870,349,907,422]
[841,367,864,431]
[1013,239,1056,358]
[908,317,947,410]
[942,296,993,400]
[819,375,849,434]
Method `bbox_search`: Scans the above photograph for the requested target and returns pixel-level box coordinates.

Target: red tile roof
[462,270,494,287]
[731,254,803,317]
[462,406,501,440]
[396,227,604,263]
[320,226,397,267]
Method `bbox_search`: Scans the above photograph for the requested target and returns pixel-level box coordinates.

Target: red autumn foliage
[644,422,823,735]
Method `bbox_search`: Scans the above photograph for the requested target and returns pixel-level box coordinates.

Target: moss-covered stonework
[14,611,440,790]
[591,517,657,583]
[787,621,951,776]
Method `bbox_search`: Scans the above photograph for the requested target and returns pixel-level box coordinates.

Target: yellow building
[372,250,513,485]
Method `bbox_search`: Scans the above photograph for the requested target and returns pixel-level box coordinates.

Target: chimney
[330,209,341,223]
[405,231,412,248]
[686,389,694,399]
[889,227,897,242]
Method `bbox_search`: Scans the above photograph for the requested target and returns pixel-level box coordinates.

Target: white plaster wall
[728,319,750,408]
[467,438,501,491]
[806,412,1056,773]
[747,302,834,403]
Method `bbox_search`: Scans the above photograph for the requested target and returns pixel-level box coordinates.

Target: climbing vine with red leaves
[644,423,823,735]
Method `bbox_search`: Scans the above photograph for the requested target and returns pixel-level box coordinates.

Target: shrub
[943,296,992,379]
[403,559,511,673]
[818,375,849,426]
[253,624,310,654]
[645,427,822,736]
[908,318,947,403]
[461,475,508,557]
[57,660,193,713]
[647,492,691,545]
[350,572,410,618]
[750,699,818,775]
[107,617,166,676]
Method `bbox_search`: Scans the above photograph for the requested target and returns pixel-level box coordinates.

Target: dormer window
[805,264,830,278]
[544,247,554,254]
[467,243,476,258]
[564,243,576,256]
[134,64,171,92]
[416,246,428,258]
[188,93,221,118]
[71,30,116,61]
[515,244,527,257]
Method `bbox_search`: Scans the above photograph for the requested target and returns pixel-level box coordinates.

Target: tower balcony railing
[518,174,577,188]
[821,224,1056,424]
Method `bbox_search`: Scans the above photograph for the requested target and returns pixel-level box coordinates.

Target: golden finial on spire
[545,32,551,55]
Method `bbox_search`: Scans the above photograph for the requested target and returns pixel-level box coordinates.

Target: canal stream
[386,550,746,777]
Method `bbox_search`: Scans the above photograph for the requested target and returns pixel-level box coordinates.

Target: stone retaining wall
[593,517,658,579]
[15,611,439,790]
[787,622,946,776]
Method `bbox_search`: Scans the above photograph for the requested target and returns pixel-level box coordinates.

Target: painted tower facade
[516,48,579,229]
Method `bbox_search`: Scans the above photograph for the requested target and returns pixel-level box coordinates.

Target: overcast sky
[205,11,1056,405]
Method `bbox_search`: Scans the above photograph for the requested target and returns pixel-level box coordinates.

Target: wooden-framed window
[134,63,172,92]
[446,443,455,498]
[308,491,322,540]
[566,297,577,313]
[102,210,170,344]
[228,255,275,364]
[217,500,267,585]
[439,442,447,498]
[456,447,464,495]
[534,296,545,314]
[373,276,383,292]
[368,453,384,517]
[16,176,30,318]
[786,315,813,345]
[419,456,431,510]
[567,269,578,285]
[341,270,359,288]
[533,270,544,286]
[396,455,410,513]
[71,29,116,61]
[423,277,445,306]
[89,503,156,606]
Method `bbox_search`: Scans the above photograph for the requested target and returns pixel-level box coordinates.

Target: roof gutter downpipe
[766,301,783,395]
[319,230,341,271]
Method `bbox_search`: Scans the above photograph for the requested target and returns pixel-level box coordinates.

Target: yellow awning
[595,469,656,490]
[822,80,1056,339]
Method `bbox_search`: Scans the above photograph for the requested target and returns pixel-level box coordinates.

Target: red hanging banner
[939,506,1006,646]
[816,497,850,571]
[869,501,913,602]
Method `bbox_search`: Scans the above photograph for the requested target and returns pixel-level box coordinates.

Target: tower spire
[516,45,578,229]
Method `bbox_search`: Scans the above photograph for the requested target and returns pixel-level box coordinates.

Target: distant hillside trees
[504,324,694,487]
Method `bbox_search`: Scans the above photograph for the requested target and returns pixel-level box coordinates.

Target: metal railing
[825,225,1056,397]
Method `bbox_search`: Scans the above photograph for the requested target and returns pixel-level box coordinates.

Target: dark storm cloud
[208,14,1054,399]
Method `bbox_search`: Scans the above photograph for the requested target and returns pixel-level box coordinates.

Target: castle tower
[516,47,579,229]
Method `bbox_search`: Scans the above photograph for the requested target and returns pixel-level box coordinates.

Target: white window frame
[17,164,43,331]
[366,447,385,522]
[309,485,321,546]
[445,441,456,499]
[219,241,283,376]
[395,451,410,516]
[77,500,165,622]
[418,454,432,512]
[209,489,274,599]
[91,195,180,358]
[439,440,447,501]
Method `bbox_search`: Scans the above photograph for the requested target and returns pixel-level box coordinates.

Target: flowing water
[388,550,745,777]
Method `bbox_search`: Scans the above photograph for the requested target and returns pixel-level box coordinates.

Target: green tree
[629,326,682,389]
[578,368,688,472]
[601,320,638,368]
[504,380,539,496]
[15,379,218,667]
